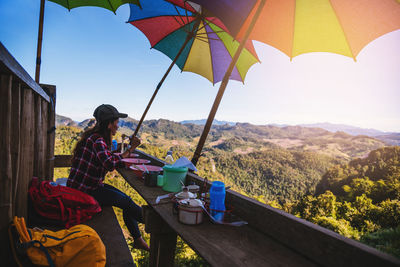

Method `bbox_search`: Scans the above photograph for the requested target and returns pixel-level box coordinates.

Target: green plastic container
[157,165,188,192]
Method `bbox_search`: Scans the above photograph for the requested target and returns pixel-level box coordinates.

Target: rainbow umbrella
[127,0,259,136]
[35,0,141,82]
[192,0,400,60]
[189,0,400,165]
[48,0,140,14]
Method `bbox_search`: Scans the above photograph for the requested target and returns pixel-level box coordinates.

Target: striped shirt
[67,133,124,192]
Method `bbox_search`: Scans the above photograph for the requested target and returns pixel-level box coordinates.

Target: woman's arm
[121,136,141,158]
[93,138,125,171]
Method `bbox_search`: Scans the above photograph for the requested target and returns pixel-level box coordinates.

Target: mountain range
[56,115,399,146]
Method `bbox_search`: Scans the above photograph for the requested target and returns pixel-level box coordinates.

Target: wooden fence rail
[0,42,56,264]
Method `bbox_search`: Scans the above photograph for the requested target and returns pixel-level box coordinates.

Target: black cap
[93,104,127,122]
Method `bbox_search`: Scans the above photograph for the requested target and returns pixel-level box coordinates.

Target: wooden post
[143,206,177,267]
[0,74,13,218]
[34,94,44,179]
[191,0,266,166]
[41,84,56,180]
[16,89,34,217]
[133,18,201,137]
[0,74,13,265]
[11,82,21,214]
[35,0,46,83]
[41,97,48,179]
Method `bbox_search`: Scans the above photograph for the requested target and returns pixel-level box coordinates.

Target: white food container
[178,199,204,225]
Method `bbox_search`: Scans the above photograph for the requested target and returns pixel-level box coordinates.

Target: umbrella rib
[183,1,190,24]
[195,35,220,42]
[193,36,211,44]
[106,0,116,14]
[210,25,244,81]
[290,0,296,59]
[327,0,356,61]
[171,15,185,27]
[173,5,187,25]
[196,30,226,35]
[150,18,198,49]
[204,23,214,84]
[128,15,193,24]
[181,18,201,71]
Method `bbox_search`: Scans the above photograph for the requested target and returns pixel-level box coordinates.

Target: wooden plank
[41,98,48,180]
[41,84,56,180]
[0,74,13,266]
[54,155,72,168]
[119,167,318,267]
[34,94,44,179]
[85,207,135,267]
[11,82,21,214]
[131,150,400,267]
[15,89,34,218]
[0,42,50,102]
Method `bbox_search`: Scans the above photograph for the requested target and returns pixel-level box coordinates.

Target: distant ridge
[298,122,388,137]
[180,119,236,126]
[55,114,399,146]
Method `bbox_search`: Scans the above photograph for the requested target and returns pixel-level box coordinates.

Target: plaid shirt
[67,133,125,192]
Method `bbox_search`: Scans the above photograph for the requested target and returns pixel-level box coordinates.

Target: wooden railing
[124,150,400,267]
[0,42,56,265]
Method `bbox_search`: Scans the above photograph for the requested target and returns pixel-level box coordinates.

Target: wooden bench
[52,155,135,266]
[84,207,135,267]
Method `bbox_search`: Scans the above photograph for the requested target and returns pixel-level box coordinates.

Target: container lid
[163,165,188,173]
[121,158,151,165]
[178,199,204,207]
[129,165,163,172]
[175,191,196,199]
[210,181,225,192]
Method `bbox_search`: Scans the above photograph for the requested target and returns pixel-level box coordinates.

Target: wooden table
[119,168,319,267]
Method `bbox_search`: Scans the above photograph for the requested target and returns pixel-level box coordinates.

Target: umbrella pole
[35,0,46,83]
[133,18,201,137]
[191,0,266,166]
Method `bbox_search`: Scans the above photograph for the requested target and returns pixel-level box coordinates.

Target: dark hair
[72,118,116,158]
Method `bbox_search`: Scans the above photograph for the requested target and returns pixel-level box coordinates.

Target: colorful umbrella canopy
[127,0,260,138]
[191,0,400,60]
[127,0,259,84]
[48,0,140,13]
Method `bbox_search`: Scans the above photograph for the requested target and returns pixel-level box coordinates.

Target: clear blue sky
[1,0,399,132]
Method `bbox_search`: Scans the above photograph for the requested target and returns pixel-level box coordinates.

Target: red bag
[29,177,101,228]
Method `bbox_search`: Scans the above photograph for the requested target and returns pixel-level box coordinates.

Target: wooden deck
[120,150,400,267]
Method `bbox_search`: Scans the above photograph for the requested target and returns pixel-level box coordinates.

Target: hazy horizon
[57,113,398,134]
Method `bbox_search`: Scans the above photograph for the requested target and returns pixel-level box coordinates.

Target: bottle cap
[210,181,225,192]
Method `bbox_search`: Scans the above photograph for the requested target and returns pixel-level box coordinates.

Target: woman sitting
[67,104,149,251]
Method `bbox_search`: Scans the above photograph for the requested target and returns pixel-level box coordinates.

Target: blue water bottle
[111,139,118,152]
[209,181,226,222]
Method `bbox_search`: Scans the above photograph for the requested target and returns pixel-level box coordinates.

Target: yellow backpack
[10,217,106,267]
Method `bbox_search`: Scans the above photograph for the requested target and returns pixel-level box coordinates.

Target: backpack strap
[24,241,55,267]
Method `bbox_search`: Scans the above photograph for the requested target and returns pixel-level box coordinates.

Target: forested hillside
[53,116,399,261]
[286,147,400,257]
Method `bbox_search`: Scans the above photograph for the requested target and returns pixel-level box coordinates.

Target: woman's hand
[129,136,141,151]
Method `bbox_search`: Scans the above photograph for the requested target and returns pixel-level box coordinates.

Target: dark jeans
[89,184,143,239]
